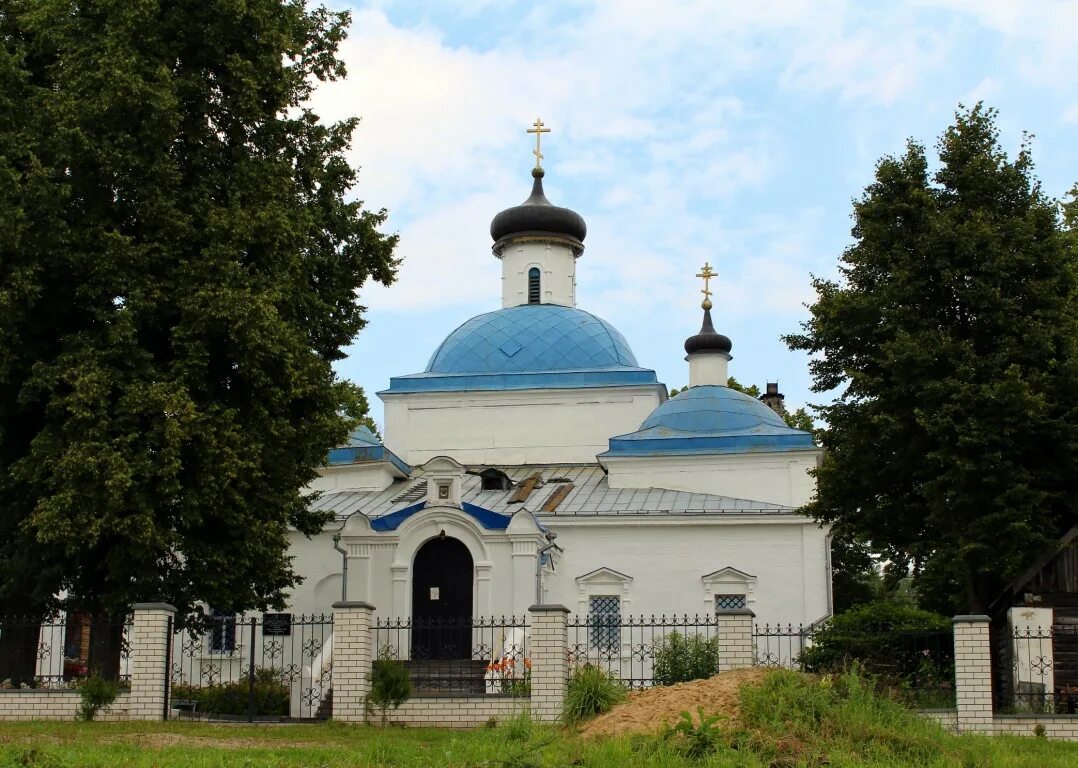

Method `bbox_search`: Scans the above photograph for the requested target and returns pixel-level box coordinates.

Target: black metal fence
[753,623,814,669]
[169,613,333,720]
[993,624,1077,714]
[567,614,720,690]
[374,616,529,696]
[762,622,956,709]
[0,614,132,689]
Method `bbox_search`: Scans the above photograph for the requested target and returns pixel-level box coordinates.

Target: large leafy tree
[0,0,396,647]
[785,105,1077,614]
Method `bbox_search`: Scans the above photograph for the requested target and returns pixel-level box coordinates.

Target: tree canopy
[785,105,1077,613]
[0,1,397,623]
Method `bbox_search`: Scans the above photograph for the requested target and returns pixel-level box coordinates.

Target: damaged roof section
[309,463,793,522]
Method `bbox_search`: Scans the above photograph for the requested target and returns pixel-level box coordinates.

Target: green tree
[784,105,1077,613]
[0,0,396,651]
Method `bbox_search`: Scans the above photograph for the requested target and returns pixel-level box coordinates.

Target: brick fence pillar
[953,614,994,734]
[716,609,755,671]
[529,604,569,723]
[128,602,176,721]
[332,601,375,724]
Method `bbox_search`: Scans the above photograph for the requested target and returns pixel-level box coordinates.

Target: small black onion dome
[490,167,587,245]
[684,307,732,355]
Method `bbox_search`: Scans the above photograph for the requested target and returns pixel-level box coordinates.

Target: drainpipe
[331,533,348,603]
[535,532,563,604]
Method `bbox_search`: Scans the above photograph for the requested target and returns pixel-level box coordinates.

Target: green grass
[0,670,1076,766]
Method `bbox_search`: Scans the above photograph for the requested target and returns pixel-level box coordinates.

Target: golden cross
[696,262,717,309]
[527,116,551,169]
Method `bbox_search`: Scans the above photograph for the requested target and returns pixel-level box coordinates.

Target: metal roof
[309,464,793,522]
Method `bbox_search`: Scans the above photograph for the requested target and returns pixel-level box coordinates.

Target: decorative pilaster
[953,615,993,734]
[332,601,376,724]
[716,609,755,671]
[128,603,176,721]
[529,604,569,723]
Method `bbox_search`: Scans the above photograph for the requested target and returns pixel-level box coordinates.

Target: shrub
[799,601,952,687]
[664,708,726,759]
[652,631,719,685]
[170,668,290,717]
[365,649,411,726]
[563,664,626,725]
[76,674,120,721]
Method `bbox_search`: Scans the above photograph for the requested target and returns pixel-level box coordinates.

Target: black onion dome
[490,168,587,246]
[684,307,732,355]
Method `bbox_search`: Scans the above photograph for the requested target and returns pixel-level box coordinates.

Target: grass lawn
[1,671,1076,767]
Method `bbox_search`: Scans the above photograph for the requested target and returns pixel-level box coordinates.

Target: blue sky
[311,0,1078,429]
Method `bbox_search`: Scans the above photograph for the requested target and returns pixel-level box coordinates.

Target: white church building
[286,147,831,639]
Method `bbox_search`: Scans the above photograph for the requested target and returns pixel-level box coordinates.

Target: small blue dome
[640,386,788,433]
[602,385,815,457]
[426,304,639,374]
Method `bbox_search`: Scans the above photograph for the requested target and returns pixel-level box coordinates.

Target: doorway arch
[411,536,474,659]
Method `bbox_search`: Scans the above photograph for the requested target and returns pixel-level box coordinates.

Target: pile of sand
[578,667,769,739]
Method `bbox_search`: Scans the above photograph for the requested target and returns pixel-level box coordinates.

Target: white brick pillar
[332,601,375,724]
[128,602,176,721]
[717,609,755,671]
[953,615,994,734]
[529,604,569,723]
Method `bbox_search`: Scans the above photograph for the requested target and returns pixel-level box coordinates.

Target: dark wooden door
[411,537,473,659]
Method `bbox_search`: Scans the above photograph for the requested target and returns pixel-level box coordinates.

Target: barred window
[715,594,747,611]
[209,611,237,653]
[528,267,541,304]
[588,595,621,652]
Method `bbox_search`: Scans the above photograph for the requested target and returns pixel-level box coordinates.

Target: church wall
[283,516,831,629]
[308,464,396,493]
[383,387,663,466]
[499,241,576,308]
[543,518,831,626]
[603,451,820,508]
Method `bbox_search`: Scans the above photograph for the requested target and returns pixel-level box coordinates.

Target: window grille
[588,595,621,652]
[715,594,747,610]
[209,611,237,653]
[527,267,541,304]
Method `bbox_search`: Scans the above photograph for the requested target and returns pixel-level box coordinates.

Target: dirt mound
[578,667,769,739]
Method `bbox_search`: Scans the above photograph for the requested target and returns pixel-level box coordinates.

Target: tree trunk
[0,619,42,686]
[87,616,124,680]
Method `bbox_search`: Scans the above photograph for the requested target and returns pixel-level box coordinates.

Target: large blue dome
[426,304,640,374]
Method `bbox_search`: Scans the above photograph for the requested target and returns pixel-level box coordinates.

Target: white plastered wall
[602,450,821,508]
[498,241,576,307]
[307,463,398,493]
[382,386,664,466]
[284,514,831,629]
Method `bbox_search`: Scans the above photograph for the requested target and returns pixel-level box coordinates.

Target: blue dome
[426,305,639,374]
[639,386,789,433]
[602,385,816,457]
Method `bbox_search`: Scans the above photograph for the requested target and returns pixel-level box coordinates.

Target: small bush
[76,674,120,721]
[664,707,726,759]
[365,649,411,727]
[652,631,719,686]
[563,665,626,725]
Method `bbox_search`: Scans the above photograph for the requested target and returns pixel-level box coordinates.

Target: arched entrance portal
[411,536,473,659]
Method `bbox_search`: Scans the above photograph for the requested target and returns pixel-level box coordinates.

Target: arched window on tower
[528,267,541,304]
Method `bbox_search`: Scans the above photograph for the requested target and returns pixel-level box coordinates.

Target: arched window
[528,267,541,304]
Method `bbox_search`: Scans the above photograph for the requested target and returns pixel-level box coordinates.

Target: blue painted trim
[381,367,659,394]
[326,444,412,476]
[369,501,512,531]
[460,502,513,530]
[601,431,815,457]
[370,501,427,531]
